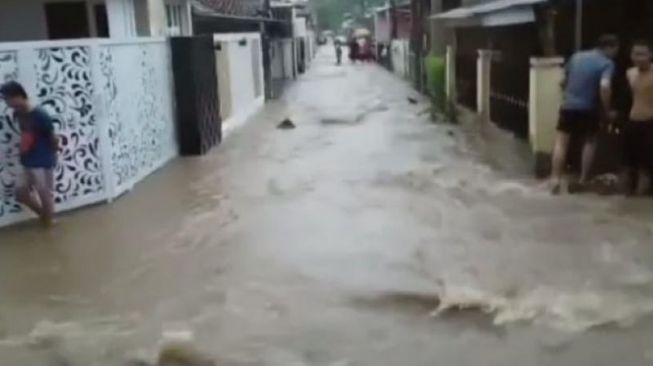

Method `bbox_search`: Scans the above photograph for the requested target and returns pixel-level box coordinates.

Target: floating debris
[157,343,216,366]
[277,118,296,130]
[156,329,215,366]
[407,97,419,104]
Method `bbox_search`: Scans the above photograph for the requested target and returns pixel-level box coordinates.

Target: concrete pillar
[184,0,194,35]
[445,45,456,103]
[477,49,492,121]
[85,0,98,37]
[529,57,564,177]
[106,0,137,37]
[146,0,168,36]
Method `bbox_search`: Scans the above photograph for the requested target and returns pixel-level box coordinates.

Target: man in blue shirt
[551,34,619,194]
[1,81,59,226]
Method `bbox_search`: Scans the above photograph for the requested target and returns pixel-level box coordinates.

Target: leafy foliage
[313,0,387,31]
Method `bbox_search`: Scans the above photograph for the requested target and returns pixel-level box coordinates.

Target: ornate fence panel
[0,51,20,221]
[100,40,178,196]
[0,38,178,227]
[36,46,106,209]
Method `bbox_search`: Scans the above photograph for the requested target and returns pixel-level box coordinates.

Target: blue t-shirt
[562,50,615,111]
[16,107,57,169]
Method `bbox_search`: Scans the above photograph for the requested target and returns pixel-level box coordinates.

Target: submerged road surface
[2,47,653,365]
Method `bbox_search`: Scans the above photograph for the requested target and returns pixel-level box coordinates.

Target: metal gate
[490,53,529,138]
[170,36,222,155]
[456,53,477,110]
[488,24,538,139]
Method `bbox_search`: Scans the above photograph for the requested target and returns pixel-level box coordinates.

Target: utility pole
[390,0,398,39]
[261,0,272,100]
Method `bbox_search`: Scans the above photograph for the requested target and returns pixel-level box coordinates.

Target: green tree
[314,0,386,31]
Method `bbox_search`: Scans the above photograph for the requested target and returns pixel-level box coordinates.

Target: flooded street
[2,47,653,365]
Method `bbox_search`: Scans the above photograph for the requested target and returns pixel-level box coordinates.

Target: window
[165,3,185,35]
[45,2,90,39]
[94,4,109,38]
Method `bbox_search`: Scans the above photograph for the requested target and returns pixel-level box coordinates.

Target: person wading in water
[622,40,653,195]
[1,81,59,227]
[550,34,619,194]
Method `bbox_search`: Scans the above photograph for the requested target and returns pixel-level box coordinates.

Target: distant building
[373,1,412,44]
[0,0,194,42]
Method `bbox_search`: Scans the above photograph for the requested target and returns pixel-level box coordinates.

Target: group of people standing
[552,34,653,196]
[333,37,376,66]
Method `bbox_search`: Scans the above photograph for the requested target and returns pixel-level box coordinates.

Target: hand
[51,135,61,152]
[601,110,619,134]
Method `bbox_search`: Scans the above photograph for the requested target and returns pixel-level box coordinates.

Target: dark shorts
[623,119,653,169]
[557,109,600,138]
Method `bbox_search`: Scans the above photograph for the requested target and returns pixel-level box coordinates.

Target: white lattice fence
[0,38,178,227]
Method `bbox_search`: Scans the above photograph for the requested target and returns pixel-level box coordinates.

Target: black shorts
[557,109,600,138]
[623,119,653,169]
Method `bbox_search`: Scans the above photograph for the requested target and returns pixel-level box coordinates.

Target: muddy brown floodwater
[1,46,653,365]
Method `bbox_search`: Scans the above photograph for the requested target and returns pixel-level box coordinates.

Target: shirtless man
[623,40,653,195]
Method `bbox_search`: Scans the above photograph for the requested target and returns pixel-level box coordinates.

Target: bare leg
[636,169,651,196]
[35,188,54,226]
[551,131,571,193]
[620,168,635,196]
[35,170,56,227]
[580,136,598,184]
[16,187,43,218]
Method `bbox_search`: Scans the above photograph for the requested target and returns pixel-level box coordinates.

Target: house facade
[0,0,193,42]
[374,2,412,44]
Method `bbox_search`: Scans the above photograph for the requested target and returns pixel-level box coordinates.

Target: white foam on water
[0,315,138,351]
[433,283,653,332]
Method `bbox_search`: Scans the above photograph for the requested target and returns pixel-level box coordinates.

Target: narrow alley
[2,47,653,365]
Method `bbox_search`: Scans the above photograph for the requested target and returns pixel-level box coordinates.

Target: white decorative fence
[0,38,178,227]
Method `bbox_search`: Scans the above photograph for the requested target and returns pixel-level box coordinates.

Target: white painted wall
[228,41,256,121]
[293,18,307,38]
[391,40,410,79]
[529,57,564,155]
[271,41,284,79]
[283,39,294,79]
[213,33,265,136]
[271,39,294,80]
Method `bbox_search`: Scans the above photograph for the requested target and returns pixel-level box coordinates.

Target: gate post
[477,49,492,122]
[445,45,456,103]
[530,57,564,177]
